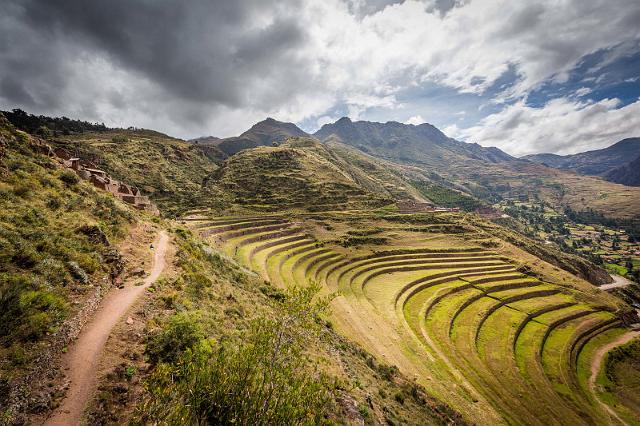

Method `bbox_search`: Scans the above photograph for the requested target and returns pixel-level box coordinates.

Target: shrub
[146,311,205,363]
[36,126,52,139]
[11,242,40,269]
[46,196,62,210]
[0,275,67,344]
[138,285,333,425]
[59,169,79,186]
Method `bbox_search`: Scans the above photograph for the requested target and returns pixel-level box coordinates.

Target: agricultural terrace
[183,210,637,424]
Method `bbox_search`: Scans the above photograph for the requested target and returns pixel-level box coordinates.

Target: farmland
[183,209,636,424]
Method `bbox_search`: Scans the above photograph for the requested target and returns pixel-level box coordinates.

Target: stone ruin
[54,147,159,215]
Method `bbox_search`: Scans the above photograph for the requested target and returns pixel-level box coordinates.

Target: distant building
[52,147,159,215]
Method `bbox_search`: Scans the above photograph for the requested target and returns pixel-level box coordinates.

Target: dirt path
[43,230,169,426]
[599,274,633,291]
[589,329,640,425]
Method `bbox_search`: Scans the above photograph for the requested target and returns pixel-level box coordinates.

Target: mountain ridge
[202,117,309,156]
[523,137,640,184]
[313,116,515,164]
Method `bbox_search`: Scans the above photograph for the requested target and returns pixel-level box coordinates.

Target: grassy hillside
[49,130,220,217]
[206,137,404,211]
[0,114,140,422]
[598,338,640,423]
[85,227,464,425]
[183,208,636,424]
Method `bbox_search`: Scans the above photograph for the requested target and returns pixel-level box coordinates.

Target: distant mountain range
[314,116,514,165]
[189,117,640,217]
[523,138,640,186]
[195,116,515,165]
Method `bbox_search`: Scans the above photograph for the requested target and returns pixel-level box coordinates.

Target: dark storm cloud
[0,0,307,111]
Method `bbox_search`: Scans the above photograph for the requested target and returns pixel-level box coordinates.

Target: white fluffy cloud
[1,0,639,144]
[449,97,640,156]
[405,115,425,125]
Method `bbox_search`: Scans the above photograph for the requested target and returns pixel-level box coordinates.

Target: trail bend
[43,230,169,426]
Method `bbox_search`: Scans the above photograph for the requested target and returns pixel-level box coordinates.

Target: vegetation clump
[0,112,132,370]
[411,180,483,211]
[139,285,333,425]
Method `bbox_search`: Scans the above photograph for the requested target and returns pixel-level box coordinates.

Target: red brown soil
[42,231,169,426]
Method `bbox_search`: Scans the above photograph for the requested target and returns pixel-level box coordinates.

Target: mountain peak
[313,117,513,164]
[524,136,640,181]
[212,117,309,156]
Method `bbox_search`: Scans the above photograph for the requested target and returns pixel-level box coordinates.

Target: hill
[47,129,222,216]
[605,154,640,186]
[0,113,145,421]
[205,137,411,210]
[209,117,309,156]
[524,137,640,182]
[181,207,635,424]
[315,118,640,219]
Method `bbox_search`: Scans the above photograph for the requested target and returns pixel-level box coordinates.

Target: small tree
[36,125,52,139]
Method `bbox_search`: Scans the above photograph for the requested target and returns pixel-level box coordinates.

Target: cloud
[0,0,639,142]
[574,87,593,98]
[452,97,640,156]
[405,115,424,125]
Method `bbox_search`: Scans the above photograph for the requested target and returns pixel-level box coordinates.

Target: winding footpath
[599,274,633,291]
[43,231,169,426]
[589,329,640,425]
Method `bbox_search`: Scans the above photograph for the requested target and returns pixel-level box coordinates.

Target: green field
[186,211,636,424]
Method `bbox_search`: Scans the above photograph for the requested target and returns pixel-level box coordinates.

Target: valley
[2,2,640,424]
[183,208,635,424]
[1,110,640,425]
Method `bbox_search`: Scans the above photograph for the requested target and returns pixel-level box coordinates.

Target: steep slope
[605,154,640,186]
[524,137,640,177]
[213,117,309,156]
[315,117,514,166]
[205,137,403,210]
[183,209,635,424]
[315,118,640,219]
[0,113,147,422]
[49,130,220,216]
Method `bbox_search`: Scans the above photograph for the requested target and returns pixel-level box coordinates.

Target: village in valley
[494,198,640,282]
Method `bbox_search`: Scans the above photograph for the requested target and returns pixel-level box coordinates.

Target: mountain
[523,137,640,179]
[210,118,309,156]
[605,154,640,186]
[189,135,221,145]
[314,117,514,166]
[205,137,423,210]
[313,118,640,219]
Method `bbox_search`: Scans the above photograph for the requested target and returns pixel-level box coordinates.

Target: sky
[1,0,639,156]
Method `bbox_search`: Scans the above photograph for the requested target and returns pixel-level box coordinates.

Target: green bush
[0,274,67,344]
[138,286,333,425]
[59,169,79,186]
[146,311,205,363]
